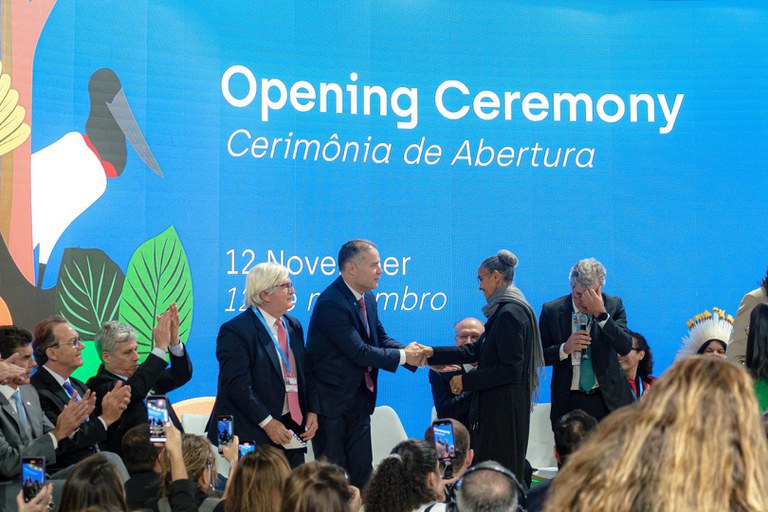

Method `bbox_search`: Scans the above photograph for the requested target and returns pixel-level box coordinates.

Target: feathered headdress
[675,307,734,360]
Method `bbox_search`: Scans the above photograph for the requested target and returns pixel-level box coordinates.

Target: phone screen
[217,415,234,452]
[147,395,169,443]
[22,457,45,503]
[238,443,255,459]
[432,421,456,464]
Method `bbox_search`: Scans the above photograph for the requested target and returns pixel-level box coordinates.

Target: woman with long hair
[746,303,768,411]
[221,445,291,512]
[281,460,359,512]
[363,439,444,512]
[55,454,129,512]
[544,357,768,512]
[618,331,655,399]
[421,250,543,480]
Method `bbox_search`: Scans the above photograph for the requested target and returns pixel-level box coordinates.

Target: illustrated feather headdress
[675,307,734,360]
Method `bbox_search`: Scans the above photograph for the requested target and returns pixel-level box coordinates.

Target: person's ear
[638,350,646,361]
[464,448,474,469]
[554,446,562,466]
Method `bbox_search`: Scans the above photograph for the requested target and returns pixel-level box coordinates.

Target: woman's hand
[16,484,53,512]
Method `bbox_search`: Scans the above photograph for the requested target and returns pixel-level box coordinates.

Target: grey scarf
[482,284,544,405]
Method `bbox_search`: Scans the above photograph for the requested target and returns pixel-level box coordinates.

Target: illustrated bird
[30,68,163,286]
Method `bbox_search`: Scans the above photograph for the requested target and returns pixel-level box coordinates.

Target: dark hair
[281,460,353,512]
[697,339,728,355]
[363,439,438,512]
[553,409,598,467]
[424,418,471,472]
[56,454,129,512]
[629,331,654,379]
[0,325,32,359]
[762,267,768,295]
[481,250,518,283]
[338,239,377,271]
[747,304,768,381]
[31,315,69,365]
[225,445,291,512]
[121,424,160,474]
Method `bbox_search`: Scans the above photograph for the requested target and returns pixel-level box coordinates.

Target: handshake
[404,342,433,367]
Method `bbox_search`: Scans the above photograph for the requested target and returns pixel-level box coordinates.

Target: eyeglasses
[273,282,294,291]
[52,336,82,349]
[630,347,643,352]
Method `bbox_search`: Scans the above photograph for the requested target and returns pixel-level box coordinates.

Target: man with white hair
[207,262,318,467]
[539,258,634,430]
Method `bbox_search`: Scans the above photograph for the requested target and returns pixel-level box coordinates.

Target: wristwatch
[595,312,609,322]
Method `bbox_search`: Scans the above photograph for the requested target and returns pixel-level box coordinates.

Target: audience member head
[159,433,217,498]
[553,409,598,469]
[94,321,140,377]
[618,331,653,381]
[478,250,518,301]
[0,325,36,385]
[544,357,768,512]
[676,307,733,361]
[281,460,354,512]
[363,439,440,512]
[747,303,768,381]
[121,424,161,475]
[56,454,129,512]
[32,316,85,375]
[453,318,484,347]
[424,418,474,481]
[224,445,291,512]
[454,461,521,512]
[338,239,381,294]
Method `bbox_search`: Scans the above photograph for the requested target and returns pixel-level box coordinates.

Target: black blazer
[306,276,413,417]
[87,348,192,454]
[429,367,471,426]
[30,367,107,470]
[540,293,634,424]
[207,308,318,447]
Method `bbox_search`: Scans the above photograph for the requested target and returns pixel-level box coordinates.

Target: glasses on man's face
[53,336,82,349]
[274,282,294,291]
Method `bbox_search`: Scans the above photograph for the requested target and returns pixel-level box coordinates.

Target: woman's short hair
[629,331,654,379]
[159,434,217,498]
[747,303,768,381]
[56,454,129,512]
[281,460,353,512]
[225,445,291,512]
[569,258,606,289]
[363,439,439,512]
[481,250,518,284]
[544,357,768,512]
[244,262,289,308]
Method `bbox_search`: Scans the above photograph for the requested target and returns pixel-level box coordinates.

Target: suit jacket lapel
[20,387,42,438]
[40,368,71,406]
[335,277,370,342]
[250,308,282,377]
[560,298,573,340]
[0,393,23,435]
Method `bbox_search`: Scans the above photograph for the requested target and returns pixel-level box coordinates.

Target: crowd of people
[2,239,768,511]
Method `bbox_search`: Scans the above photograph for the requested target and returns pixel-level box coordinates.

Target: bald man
[429,318,484,425]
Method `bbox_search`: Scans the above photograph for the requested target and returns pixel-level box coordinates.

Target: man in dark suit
[87,303,193,454]
[0,326,93,509]
[306,239,424,488]
[30,316,131,473]
[428,317,484,426]
[207,262,319,467]
[540,258,634,430]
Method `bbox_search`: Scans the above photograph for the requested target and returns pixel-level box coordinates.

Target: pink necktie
[358,298,375,393]
[276,319,303,426]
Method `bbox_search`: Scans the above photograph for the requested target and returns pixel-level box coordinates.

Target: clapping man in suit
[540,258,634,430]
[0,326,93,509]
[87,304,193,454]
[306,239,425,488]
[428,318,484,426]
[207,262,318,467]
[30,316,131,474]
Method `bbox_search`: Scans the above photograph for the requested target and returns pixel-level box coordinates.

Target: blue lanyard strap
[252,307,293,374]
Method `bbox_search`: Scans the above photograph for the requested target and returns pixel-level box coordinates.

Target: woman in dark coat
[422,250,543,481]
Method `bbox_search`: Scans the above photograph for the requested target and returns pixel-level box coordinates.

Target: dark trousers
[551,389,610,431]
[312,386,373,489]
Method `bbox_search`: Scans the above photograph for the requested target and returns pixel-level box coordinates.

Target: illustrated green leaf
[118,225,193,357]
[54,248,125,340]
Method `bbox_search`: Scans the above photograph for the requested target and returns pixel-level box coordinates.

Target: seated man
[87,303,193,454]
[525,409,597,512]
[30,315,131,473]
[424,418,474,501]
[0,326,92,510]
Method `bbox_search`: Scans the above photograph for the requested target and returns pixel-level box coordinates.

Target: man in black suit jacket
[540,258,634,430]
[306,239,423,488]
[428,317,484,425]
[207,262,319,467]
[30,316,131,473]
[87,304,193,454]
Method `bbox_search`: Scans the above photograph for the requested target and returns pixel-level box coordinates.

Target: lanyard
[634,375,645,399]
[253,307,293,374]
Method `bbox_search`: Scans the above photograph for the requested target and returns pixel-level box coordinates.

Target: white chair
[525,402,557,470]
[370,405,408,466]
